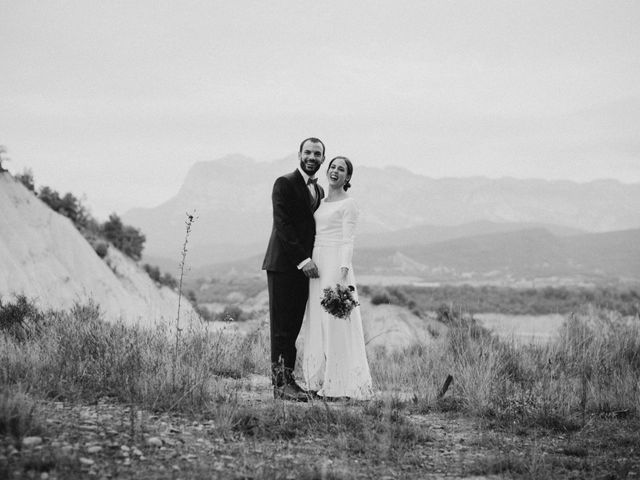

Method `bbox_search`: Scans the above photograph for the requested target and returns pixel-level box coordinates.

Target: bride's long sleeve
[340,200,359,269]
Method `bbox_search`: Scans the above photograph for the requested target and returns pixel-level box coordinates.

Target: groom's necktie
[307,177,317,202]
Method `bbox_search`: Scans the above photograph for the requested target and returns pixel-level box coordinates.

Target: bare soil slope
[0,173,197,327]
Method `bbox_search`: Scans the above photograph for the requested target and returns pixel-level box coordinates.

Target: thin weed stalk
[173,211,197,387]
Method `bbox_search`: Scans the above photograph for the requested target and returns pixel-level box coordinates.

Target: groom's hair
[299,137,325,156]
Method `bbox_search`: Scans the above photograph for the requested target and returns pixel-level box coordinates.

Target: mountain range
[194,227,640,287]
[355,227,640,286]
[123,154,640,281]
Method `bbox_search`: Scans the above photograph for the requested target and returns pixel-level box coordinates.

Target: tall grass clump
[0,298,263,414]
[550,307,640,416]
[368,304,639,429]
[0,385,43,442]
[0,294,45,342]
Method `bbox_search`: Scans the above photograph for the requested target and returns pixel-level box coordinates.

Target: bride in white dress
[298,156,373,400]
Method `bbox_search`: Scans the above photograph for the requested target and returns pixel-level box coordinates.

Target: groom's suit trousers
[267,269,309,371]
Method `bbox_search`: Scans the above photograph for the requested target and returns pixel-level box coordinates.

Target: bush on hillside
[38,186,90,228]
[15,169,35,192]
[102,213,146,261]
[15,167,148,262]
[94,241,109,258]
[143,264,178,289]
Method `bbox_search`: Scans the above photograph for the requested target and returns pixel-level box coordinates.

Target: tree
[37,187,88,227]
[102,213,146,261]
[38,186,63,211]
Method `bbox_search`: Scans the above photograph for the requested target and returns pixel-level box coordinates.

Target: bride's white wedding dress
[298,197,373,400]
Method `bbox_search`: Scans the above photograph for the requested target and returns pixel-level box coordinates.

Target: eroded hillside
[0,173,198,327]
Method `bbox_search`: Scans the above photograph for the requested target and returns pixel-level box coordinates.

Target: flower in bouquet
[320,284,360,319]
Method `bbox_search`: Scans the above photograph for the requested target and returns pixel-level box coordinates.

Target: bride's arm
[340,199,358,280]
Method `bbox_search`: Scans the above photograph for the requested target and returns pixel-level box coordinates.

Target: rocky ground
[2,377,639,479]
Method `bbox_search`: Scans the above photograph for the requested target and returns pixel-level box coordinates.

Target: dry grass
[368,306,640,430]
[1,295,639,478]
[2,296,638,423]
[0,297,261,415]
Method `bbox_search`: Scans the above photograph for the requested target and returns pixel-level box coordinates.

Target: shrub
[38,187,90,228]
[0,386,42,441]
[15,169,35,192]
[94,241,109,258]
[369,286,408,306]
[160,272,178,289]
[194,305,214,322]
[102,213,146,261]
[370,289,392,305]
[0,295,45,341]
[143,264,178,289]
[143,263,162,282]
[217,305,246,322]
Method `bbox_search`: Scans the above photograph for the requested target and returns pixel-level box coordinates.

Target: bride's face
[327,159,349,189]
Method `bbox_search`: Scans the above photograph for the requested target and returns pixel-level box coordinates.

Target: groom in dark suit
[262,137,325,401]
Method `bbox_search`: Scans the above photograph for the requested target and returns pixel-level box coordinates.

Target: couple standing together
[262,137,373,402]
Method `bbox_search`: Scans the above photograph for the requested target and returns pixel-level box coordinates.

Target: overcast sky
[1,0,639,219]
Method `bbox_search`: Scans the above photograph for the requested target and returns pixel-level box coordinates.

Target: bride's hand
[339,267,349,284]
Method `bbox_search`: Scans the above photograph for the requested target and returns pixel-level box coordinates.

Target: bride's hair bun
[327,156,354,191]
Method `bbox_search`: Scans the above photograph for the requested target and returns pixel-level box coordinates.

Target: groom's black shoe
[273,383,309,402]
[271,363,308,402]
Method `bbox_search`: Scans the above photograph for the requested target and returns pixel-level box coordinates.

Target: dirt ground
[2,376,639,480]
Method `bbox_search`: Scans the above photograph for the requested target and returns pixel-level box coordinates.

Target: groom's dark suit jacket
[262,170,324,272]
[262,168,324,370]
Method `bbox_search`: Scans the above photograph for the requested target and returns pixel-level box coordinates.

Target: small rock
[40,472,49,480]
[79,457,95,466]
[22,437,43,448]
[87,446,102,454]
[146,437,163,448]
[61,445,74,455]
[132,447,143,457]
[162,437,182,447]
[120,445,131,452]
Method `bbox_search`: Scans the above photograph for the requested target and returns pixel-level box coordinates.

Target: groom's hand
[302,261,319,279]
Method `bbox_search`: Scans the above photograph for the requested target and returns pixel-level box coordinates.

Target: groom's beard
[300,160,322,176]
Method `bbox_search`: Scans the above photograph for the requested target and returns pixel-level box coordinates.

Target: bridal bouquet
[320,284,360,319]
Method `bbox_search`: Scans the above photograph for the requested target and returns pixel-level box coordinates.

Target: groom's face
[298,140,325,177]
